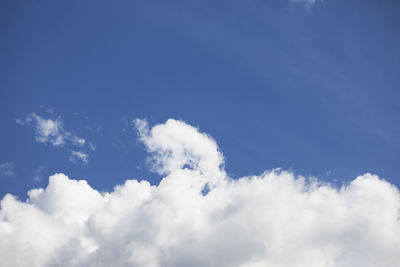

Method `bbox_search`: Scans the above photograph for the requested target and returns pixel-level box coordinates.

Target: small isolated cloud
[17,112,93,165]
[16,113,85,147]
[290,0,322,8]
[69,151,89,165]
[0,162,15,176]
[88,142,96,151]
[1,119,400,267]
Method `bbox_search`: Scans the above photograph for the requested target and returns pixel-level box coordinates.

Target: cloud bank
[2,119,400,267]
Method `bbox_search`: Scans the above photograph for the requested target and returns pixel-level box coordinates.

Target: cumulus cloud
[2,119,400,267]
[133,118,225,183]
[0,162,15,176]
[17,113,92,164]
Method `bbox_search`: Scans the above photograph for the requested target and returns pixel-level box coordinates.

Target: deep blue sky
[1,0,399,199]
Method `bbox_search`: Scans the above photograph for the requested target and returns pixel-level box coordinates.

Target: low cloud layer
[17,113,91,164]
[2,119,400,267]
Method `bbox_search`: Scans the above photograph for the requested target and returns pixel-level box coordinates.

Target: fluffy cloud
[17,113,91,164]
[2,119,400,267]
[17,113,76,147]
[133,119,225,183]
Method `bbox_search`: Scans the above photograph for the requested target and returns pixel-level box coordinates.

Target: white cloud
[0,162,15,176]
[290,0,322,8]
[17,112,93,164]
[70,151,89,165]
[17,113,85,147]
[71,136,86,147]
[133,118,225,183]
[2,119,400,267]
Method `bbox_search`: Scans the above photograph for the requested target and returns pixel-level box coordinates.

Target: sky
[1,0,400,266]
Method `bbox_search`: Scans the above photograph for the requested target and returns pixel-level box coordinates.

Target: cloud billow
[1,119,400,267]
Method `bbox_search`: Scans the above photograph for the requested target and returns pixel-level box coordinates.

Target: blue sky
[1,0,399,199]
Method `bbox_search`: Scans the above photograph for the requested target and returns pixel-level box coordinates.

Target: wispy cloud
[16,113,86,147]
[17,112,93,164]
[88,142,96,151]
[16,113,66,146]
[33,165,47,183]
[290,0,322,8]
[0,162,15,176]
[69,151,89,165]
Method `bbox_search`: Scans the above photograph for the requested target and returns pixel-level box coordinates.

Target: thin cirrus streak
[1,119,400,267]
